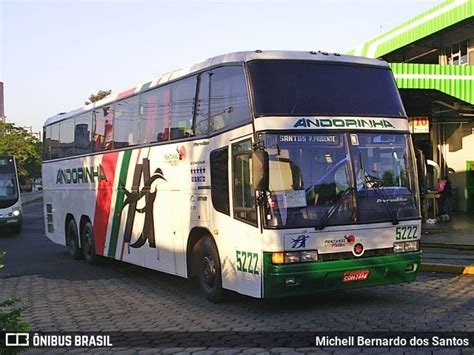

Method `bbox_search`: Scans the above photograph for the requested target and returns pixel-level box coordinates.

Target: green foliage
[0,122,42,178]
[0,252,29,354]
[0,298,29,332]
[0,301,29,354]
[85,89,112,105]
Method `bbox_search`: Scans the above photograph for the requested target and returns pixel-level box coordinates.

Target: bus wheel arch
[65,214,82,259]
[187,228,224,302]
[186,227,213,278]
[197,236,224,302]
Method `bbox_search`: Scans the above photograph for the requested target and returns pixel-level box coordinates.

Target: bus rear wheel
[81,221,98,265]
[66,218,82,259]
[197,237,223,303]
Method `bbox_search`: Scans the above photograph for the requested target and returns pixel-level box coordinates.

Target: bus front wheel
[197,237,223,303]
[81,221,98,265]
[66,218,82,259]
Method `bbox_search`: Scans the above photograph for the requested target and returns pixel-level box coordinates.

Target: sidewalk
[20,191,42,204]
[421,211,474,274]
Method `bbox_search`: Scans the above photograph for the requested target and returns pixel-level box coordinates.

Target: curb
[463,265,474,275]
[420,263,474,275]
[422,228,464,234]
[20,192,43,204]
[22,196,43,204]
[421,242,474,251]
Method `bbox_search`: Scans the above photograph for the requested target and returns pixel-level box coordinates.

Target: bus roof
[43,50,389,127]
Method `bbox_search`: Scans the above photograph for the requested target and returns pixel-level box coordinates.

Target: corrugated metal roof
[391,63,474,104]
[349,0,474,58]
[348,0,474,105]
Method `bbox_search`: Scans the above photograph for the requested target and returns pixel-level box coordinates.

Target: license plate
[342,270,369,283]
[6,219,17,224]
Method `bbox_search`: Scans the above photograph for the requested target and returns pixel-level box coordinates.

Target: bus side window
[114,96,139,148]
[232,139,256,225]
[170,76,197,140]
[59,118,75,158]
[74,113,92,155]
[50,124,60,159]
[209,66,251,133]
[210,147,229,215]
[43,126,51,160]
[139,86,170,144]
[93,105,114,151]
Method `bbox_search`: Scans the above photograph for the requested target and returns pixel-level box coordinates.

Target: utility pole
[0,82,5,123]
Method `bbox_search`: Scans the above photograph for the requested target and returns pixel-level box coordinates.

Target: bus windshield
[0,156,19,208]
[248,60,406,118]
[0,173,18,200]
[262,133,419,229]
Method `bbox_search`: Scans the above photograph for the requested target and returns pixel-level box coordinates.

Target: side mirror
[252,151,269,191]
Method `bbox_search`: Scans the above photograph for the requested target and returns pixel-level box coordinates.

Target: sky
[1,0,444,134]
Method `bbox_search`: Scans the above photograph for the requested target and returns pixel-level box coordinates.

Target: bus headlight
[271,250,318,264]
[404,241,420,252]
[393,241,419,253]
[285,252,300,264]
[301,250,319,262]
[12,208,21,217]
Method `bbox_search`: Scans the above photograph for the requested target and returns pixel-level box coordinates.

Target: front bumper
[0,215,23,227]
[263,251,421,298]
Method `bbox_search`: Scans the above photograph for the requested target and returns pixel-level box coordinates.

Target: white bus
[0,155,22,234]
[42,51,421,301]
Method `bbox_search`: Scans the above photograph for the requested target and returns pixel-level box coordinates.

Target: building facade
[350,0,474,213]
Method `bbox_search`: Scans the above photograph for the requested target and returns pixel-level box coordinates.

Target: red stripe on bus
[120,148,142,261]
[117,88,136,100]
[93,152,119,256]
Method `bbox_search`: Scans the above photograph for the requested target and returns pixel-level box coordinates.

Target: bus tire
[11,224,22,235]
[81,221,98,265]
[66,218,82,259]
[197,236,223,303]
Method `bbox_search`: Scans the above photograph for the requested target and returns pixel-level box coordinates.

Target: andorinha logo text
[293,118,395,129]
[56,165,107,184]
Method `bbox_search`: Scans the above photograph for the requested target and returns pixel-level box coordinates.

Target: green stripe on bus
[107,150,132,258]
[140,81,152,92]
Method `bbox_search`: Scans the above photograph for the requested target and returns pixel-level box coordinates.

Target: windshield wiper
[359,152,399,225]
[315,187,354,231]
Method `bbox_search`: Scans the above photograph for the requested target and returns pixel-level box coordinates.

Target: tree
[85,89,112,105]
[0,122,42,178]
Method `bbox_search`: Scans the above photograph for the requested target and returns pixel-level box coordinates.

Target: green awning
[390,63,474,104]
[349,0,474,58]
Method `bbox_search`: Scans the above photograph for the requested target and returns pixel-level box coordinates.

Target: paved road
[1,200,473,354]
